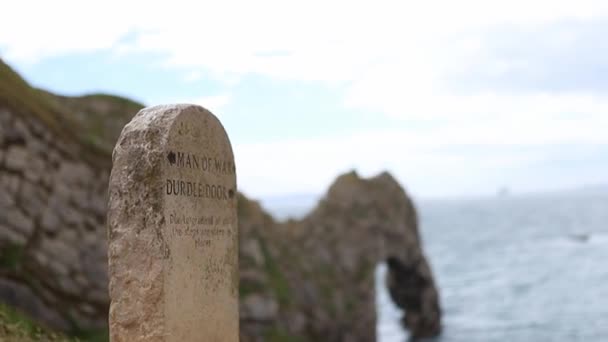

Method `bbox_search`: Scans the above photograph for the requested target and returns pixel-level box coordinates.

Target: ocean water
[266,190,608,341]
[377,191,608,341]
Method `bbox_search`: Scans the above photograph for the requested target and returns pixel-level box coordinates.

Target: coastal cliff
[239,172,441,341]
[0,59,441,340]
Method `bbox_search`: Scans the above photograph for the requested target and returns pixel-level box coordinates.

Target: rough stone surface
[0,104,110,332]
[386,256,441,338]
[241,294,278,322]
[5,146,29,172]
[0,278,71,331]
[236,171,442,341]
[107,104,239,342]
[5,208,35,237]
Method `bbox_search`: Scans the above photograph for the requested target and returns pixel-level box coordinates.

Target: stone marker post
[107,104,238,341]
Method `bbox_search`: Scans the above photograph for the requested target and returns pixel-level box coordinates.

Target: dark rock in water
[386,257,442,339]
[569,233,590,243]
[0,58,442,341]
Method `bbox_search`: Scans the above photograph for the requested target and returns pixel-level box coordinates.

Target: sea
[265,188,608,341]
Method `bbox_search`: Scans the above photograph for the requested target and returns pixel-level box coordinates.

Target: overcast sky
[1,0,607,199]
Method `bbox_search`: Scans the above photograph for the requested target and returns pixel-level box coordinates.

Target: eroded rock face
[238,171,442,341]
[0,106,110,331]
[386,257,442,338]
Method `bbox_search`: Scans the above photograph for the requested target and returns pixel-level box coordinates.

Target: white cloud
[234,123,608,198]
[183,70,203,83]
[4,0,608,73]
[2,0,608,196]
[345,87,608,122]
[188,94,231,115]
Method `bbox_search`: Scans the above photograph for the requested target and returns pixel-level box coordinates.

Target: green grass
[0,303,73,341]
[75,93,143,109]
[0,60,87,148]
[50,92,144,151]
[257,236,291,307]
[0,58,143,158]
[0,303,110,342]
[264,328,308,342]
[0,244,25,272]
[69,325,108,342]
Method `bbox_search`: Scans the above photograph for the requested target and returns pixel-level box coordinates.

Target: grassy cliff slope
[0,59,143,155]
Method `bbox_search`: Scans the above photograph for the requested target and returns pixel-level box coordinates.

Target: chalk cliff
[0,59,441,340]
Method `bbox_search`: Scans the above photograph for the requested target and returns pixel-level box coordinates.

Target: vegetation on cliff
[0,59,143,157]
[0,303,69,341]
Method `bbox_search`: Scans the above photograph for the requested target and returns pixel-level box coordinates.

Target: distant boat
[498,187,510,197]
[569,233,590,243]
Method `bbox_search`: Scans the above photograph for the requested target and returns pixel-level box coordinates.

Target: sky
[1,0,607,200]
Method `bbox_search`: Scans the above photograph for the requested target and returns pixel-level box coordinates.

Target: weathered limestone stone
[40,238,79,267]
[5,145,29,171]
[13,118,31,141]
[28,133,47,156]
[0,278,71,331]
[108,104,238,342]
[241,239,264,266]
[26,117,47,139]
[74,274,90,288]
[80,243,108,288]
[241,295,278,322]
[6,208,34,237]
[80,303,97,316]
[57,228,78,245]
[20,181,47,218]
[24,155,45,182]
[56,161,93,186]
[88,190,107,214]
[52,182,72,200]
[1,173,20,194]
[87,287,109,305]
[32,250,50,268]
[47,193,82,227]
[47,149,62,166]
[56,274,81,296]
[0,189,14,207]
[0,224,28,245]
[40,208,61,234]
[0,116,5,139]
[69,186,89,210]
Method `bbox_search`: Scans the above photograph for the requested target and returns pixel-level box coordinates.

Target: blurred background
[1,0,607,341]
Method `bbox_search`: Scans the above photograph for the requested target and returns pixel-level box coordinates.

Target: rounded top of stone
[114,103,233,159]
[126,104,223,132]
